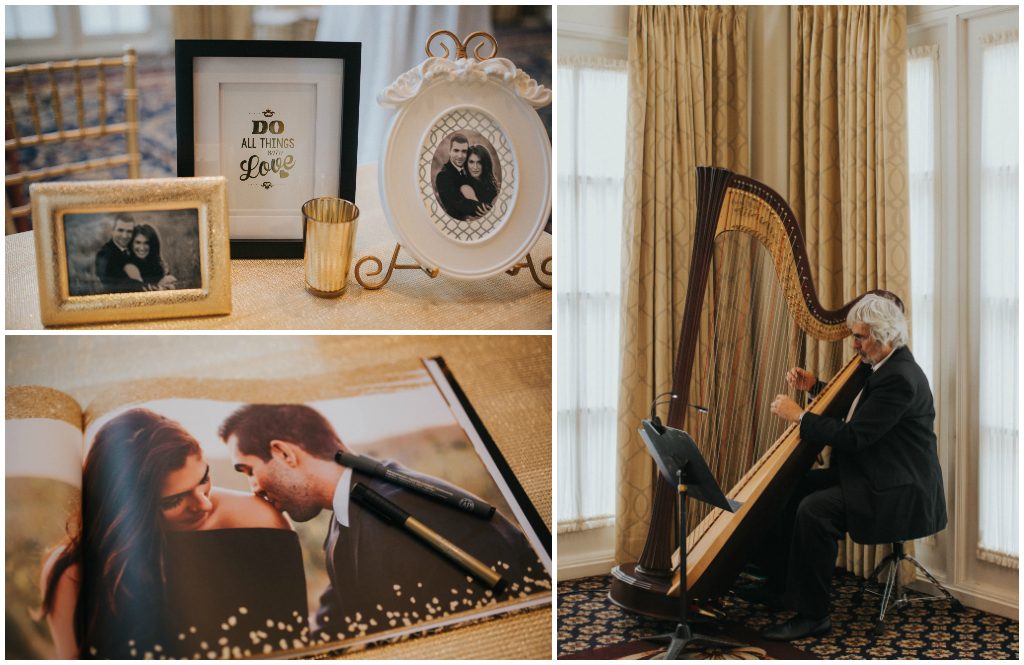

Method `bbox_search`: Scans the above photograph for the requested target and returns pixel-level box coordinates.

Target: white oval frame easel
[360,30,551,288]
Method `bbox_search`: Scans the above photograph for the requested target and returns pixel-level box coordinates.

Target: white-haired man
[749,294,947,641]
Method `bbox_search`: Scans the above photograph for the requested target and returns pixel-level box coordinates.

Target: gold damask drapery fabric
[788,6,914,580]
[173,6,253,40]
[616,6,748,563]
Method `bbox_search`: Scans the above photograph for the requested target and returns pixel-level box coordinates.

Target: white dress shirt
[330,466,354,528]
[843,346,897,421]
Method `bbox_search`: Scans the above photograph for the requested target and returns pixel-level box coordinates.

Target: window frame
[4,5,172,63]
[906,3,1019,618]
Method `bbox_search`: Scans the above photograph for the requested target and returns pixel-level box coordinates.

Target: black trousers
[753,467,847,619]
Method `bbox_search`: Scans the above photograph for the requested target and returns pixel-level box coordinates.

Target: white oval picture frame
[379,57,551,279]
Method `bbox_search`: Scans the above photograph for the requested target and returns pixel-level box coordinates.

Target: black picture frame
[175,40,360,259]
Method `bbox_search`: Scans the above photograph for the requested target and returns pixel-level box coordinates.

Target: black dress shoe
[732,584,786,610]
[741,561,769,580]
[762,614,831,641]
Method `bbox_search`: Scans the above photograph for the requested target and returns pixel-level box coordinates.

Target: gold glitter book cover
[5,358,551,659]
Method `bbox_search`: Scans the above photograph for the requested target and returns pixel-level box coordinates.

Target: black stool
[865,541,963,635]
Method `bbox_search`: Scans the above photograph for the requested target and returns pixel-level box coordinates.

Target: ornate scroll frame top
[379,29,551,110]
[426,30,498,61]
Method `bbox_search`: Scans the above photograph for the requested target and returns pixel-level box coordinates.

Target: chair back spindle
[4,46,140,233]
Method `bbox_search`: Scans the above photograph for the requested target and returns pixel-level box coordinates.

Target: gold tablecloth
[5,334,553,659]
[5,164,552,330]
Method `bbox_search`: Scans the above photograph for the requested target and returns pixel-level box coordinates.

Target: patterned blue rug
[558,571,1019,659]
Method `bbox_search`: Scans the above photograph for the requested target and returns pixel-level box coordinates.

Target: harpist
[743,294,948,641]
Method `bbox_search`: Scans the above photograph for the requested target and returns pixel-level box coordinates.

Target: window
[5,6,57,40]
[556,57,627,533]
[80,6,150,36]
[5,5,167,62]
[907,8,1018,590]
[906,47,938,388]
[975,32,1018,564]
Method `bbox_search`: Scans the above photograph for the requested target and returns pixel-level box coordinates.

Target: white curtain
[977,33,1019,566]
[907,46,938,387]
[316,5,492,165]
[556,57,627,533]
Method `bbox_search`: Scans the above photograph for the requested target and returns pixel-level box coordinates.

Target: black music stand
[638,419,746,660]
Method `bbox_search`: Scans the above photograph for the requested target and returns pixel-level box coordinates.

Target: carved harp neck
[667,166,900,428]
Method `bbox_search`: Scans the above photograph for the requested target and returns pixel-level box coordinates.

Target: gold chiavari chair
[5,46,140,234]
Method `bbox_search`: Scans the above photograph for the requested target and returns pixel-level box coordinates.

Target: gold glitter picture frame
[31,176,232,326]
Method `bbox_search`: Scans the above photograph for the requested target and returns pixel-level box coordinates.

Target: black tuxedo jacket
[435,162,478,220]
[312,464,546,640]
[94,240,143,293]
[800,346,947,544]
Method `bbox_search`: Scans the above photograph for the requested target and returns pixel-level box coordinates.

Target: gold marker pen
[350,482,508,594]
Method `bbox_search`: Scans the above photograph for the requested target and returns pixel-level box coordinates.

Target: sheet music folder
[639,420,741,513]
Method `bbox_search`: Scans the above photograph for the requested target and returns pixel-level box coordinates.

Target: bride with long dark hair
[459,145,499,215]
[124,224,178,290]
[40,409,294,658]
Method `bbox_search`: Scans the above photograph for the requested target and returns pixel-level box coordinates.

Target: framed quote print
[176,40,360,258]
[378,33,551,279]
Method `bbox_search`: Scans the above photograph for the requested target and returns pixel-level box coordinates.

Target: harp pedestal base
[609,563,680,620]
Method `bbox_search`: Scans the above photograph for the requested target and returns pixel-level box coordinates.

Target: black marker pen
[336,450,495,519]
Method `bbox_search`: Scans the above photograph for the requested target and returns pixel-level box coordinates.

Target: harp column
[609,166,736,619]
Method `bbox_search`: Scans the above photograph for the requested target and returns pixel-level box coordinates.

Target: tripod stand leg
[662,625,691,660]
[904,554,964,611]
[874,558,900,634]
[867,552,897,583]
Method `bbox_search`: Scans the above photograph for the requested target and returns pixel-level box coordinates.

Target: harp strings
[685,193,848,535]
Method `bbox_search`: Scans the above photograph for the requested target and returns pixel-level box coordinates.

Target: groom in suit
[752,293,947,641]
[94,214,144,293]
[434,133,488,220]
[219,404,546,643]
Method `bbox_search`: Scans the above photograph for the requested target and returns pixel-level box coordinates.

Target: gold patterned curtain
[173,6,253,40]
[788,5,913,579]
[616,6,748,563]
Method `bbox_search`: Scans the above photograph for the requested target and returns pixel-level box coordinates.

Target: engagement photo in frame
[176,40,360,259]
[378,32,551,279]
[30,177,231,326]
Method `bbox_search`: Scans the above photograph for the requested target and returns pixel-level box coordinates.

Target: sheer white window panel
[557,58,628,533]
[5,5,57,39]
[977,34,1018,566]
[85,5,150,35]
[907,47,938,388]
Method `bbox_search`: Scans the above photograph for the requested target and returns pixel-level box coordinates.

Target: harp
[609,166,900,618]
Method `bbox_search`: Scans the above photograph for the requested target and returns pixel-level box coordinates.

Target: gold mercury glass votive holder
[302,197,360,297]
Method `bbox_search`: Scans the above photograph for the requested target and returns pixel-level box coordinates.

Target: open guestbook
[6,357,551,659]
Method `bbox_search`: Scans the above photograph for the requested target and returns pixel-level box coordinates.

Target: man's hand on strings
[786,367,816,392]
[770,394,805,423]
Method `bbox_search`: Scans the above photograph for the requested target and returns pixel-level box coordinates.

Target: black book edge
[428,356,553,557]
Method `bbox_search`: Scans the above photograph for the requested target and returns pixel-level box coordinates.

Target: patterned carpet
[6,23,551,233]
[558,572,1020,659]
